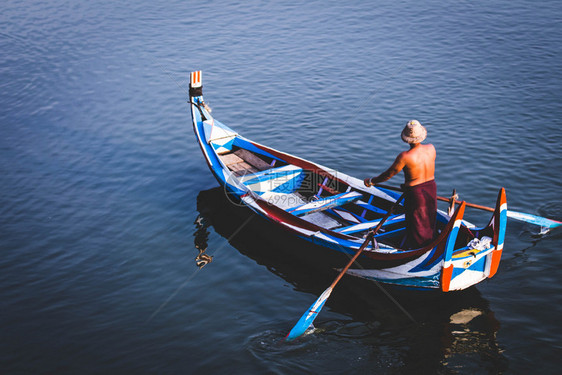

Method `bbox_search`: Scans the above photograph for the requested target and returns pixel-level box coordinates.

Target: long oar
[375,184,561,229]
[285,193,405,341]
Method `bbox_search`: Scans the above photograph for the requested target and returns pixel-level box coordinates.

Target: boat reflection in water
[193,215,213,269]
[195,187,508,372]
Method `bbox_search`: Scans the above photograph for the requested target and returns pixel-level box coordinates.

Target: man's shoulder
[397,149,410,160]
[422,143,436,154]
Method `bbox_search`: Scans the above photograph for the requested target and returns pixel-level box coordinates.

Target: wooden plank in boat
[221,153,245,166]
[227,162,246,172]
[233,168,258,176]
[233,149,271,171]
[220,153,258,175]
[231,163,258,175]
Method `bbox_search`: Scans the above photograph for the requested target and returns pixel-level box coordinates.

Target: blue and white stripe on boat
[288,191,362,216]
[203,118,238,144]
[334,214,405,234]
[238,165,304,195]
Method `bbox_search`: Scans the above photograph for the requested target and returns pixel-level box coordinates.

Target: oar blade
[507,210,562,229]
[285,288,332,341]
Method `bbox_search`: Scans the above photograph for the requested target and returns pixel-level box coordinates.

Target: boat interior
[215,142,458,249]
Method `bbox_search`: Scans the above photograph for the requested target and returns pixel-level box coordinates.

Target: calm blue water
[1,0,561,373]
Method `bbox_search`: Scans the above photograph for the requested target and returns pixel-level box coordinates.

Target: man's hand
[364,178,373,187]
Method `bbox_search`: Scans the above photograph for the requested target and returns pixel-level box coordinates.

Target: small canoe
[188,71,507,292]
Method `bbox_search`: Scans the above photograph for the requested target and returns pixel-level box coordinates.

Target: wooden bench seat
[220,148,273,176]
[233,149,271,171]
[220,153,258,176]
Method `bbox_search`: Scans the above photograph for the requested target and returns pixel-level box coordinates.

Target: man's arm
[364,153,406,187]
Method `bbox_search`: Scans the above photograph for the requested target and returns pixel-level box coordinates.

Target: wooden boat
[188,71,507,292]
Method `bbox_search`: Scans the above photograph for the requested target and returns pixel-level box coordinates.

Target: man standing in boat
[364,120,437,249]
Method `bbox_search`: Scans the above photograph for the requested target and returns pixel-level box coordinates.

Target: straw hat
[401,120,427,144]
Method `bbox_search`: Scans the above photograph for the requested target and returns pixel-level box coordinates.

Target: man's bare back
[397,143,436,187]
[364,143,435,187]
[364,120,438,248]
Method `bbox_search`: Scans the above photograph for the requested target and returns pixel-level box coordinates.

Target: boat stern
[485,187,507,279]
[440,201,466,292]
[441,188,507,291]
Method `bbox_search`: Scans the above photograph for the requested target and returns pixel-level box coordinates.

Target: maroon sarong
[403,180,437,249]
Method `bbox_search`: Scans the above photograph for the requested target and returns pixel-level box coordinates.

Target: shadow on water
[196,187,508,373]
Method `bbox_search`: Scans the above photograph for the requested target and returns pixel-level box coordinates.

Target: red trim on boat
[441,265,454,292]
